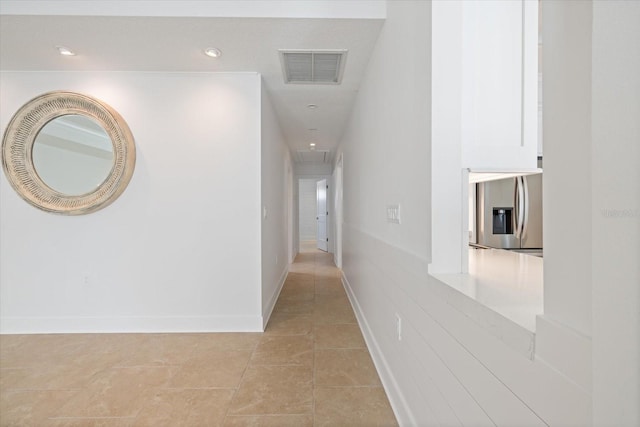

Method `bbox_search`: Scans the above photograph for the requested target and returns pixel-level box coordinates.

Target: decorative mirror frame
[1,91,136,215]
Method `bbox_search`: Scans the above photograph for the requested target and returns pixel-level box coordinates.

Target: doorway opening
[297,178,331,253]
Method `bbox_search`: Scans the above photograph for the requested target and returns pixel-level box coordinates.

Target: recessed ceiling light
[308,128,318,131]
[204,47,222,58]
[56,46,76,56]
[307,104,318,109]
[309,143,316,147]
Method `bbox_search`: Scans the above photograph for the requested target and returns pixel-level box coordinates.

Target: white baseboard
[261,265,289,330]
[0,315,263,334]
[342,271,417,427]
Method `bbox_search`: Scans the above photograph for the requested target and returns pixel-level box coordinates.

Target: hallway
[0,248,397,426]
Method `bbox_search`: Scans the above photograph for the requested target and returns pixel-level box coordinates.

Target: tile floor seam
[315,346,366,350]
[226,413,312,417]
[219,330,262,424]
[162,386,238,390]
[47,416,137,420]
[1,387,83,391]
[246,368,315,375]
[314,385,386,388]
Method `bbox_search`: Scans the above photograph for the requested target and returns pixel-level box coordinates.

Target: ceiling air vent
[279,50,348,84]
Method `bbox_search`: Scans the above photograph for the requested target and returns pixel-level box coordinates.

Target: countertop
[430,247,543,358]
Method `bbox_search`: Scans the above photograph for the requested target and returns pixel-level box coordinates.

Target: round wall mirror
[32,114,115,196]
[1,91,135,215]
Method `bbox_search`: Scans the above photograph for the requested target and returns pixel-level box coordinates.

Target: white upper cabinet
[461,0,539,171]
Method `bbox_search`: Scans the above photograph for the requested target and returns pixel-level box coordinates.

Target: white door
[316,179,328,251]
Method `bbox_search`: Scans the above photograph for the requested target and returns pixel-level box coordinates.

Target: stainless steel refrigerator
[476,174,543,250]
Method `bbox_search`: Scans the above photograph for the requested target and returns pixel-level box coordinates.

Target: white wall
[540,3,640,425]
[590,2,640,425]
[430,0,464,274]
[337,1,589,426]
[542,0,593,339]
[336,1,433,423]
[533,0,595,396]
[0,71,263,333]
[298,179,318,241]
[260,82,291,326]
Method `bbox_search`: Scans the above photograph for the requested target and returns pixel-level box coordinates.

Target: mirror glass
[32,114,114,195]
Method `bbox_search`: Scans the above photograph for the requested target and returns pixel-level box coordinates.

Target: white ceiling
[0,3,385,163]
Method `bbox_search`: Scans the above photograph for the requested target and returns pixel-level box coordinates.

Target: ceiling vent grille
[279,50,347,84]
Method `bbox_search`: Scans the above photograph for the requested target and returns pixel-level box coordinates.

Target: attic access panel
[279,50,348,84]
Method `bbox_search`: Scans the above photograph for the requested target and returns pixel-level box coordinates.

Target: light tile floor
[0,247,398,426]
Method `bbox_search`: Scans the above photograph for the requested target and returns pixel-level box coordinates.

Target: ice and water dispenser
[492,207,513,234]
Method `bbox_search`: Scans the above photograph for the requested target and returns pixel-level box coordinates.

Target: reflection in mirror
[32,115,114,195]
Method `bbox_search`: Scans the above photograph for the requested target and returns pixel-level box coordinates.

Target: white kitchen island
[430,247,543,359]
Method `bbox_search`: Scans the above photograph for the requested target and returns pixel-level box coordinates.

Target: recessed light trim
[307,104,318,109]
[204,47,222,58]
[56,46,76,56]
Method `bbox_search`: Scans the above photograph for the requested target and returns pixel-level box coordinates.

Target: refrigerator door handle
[514,178,519,238]
[522,176,529,240]
[514,177,525,238]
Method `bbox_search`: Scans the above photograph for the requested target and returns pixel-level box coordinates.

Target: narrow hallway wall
[260,81,292,326]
